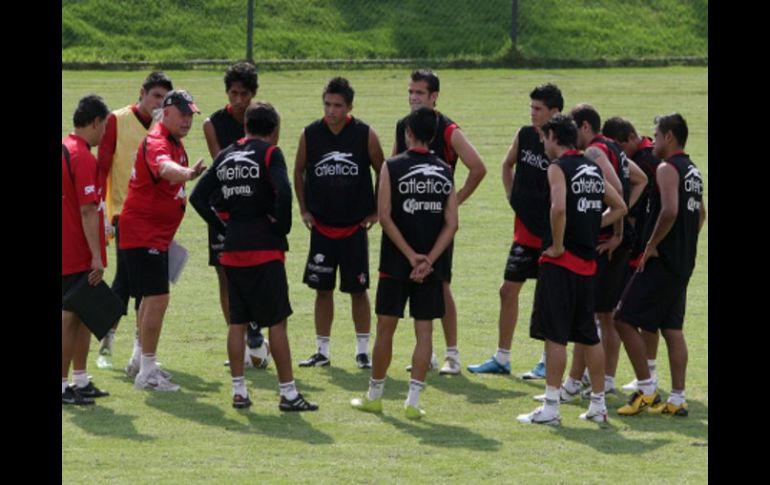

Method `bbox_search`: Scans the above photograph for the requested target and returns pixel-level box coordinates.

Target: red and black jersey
[190,137,292,267]
[62,134,107,275]
[628,137,661,264]
[510,125,550,242]
[645,153,703,279]
[589,134,631,242]
[119,122,190,251]
[395,111,459,169]
[303,116,375,227]
[379,148,454,281]
[209,105,245,153]
[540,152,605,275]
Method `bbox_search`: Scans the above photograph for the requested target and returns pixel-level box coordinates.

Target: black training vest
[304,117,375,226]
[379,150,454,280]
[510,125,550,239]
[591,134,632,243]
[210,107,245,152]
[629,141,661,255]
[646,153,703,279]
[395,112,458,169]
[542,154,605,261]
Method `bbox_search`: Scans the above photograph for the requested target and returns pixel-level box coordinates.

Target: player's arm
[427,186,458,266]
[293,130,313,229]
[501,129,521,201]
[202,118,222,159]
[158,159,205,183]
[601,180,628,228]
[699,199,706,233]
[626,159,648,210]
[585,146,623,195]
[363,126,385,229]
[451,128,487,205]
[543,163,567,258]
[378,163,425,268]
[96,113,117,195]
[640,163,679,270]
[268,148,293,236]
[190,158,226,234]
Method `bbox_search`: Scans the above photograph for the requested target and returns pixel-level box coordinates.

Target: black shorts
[124,247,170,297]
[503,242,541,282]
[111,216,140,314]
[614,258,688,332]
[225,261,293,327]
[208,225,225,267]
[529,263,599,346]
[62,271,88,311]
[303,226,369,293]
[375,277,444,320]
[594,246,632,312]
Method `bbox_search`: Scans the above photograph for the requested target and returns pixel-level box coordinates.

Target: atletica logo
[217,153,260,181]
[397,164,453,194]
[577,197,602,213]
[403,198,443,214]
[571,164,604,194]
[315,151,359,177]
[520,149,549,171]
[684,166,703,194]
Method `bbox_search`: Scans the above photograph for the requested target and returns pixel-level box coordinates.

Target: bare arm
[544,164,567,258]
[626,159,648,210]
[501,129,520,201]
[640,163,679,270]
[601,180,628,228]
[80,203,104,285]
[451,128,487,205]
[293,131,313,229]
[158,159,205,183]
[202,118,221,159]
[585,146,623,195]
[363,127,385,229]
[699,200,707,233]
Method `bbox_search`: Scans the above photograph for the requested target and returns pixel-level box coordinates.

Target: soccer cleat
[579,406,609,423]
[351,396,383,413]
[467,356,511,374]
[649,400,689,417]
[96,347,113,369]
[232,394,252,409]
[134,368,180,392]
[126,360,172,380]
[622,372,658,392]
[246,322,264,349]
[355,353,372,369]
[522,361,546,380]
[279,393,319,412]
[617,390,661,416]
[405,353,439,372]
[404,404,426,420]
[62,386,95,406]
[299,353,330,367]
[439,355,462,375]
[73,381,110,398]
[516,406,561,425]
[533,385,582,403]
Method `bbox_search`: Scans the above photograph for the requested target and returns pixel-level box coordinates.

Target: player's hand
[543,245,564,259]
[597,234,621,261]
[638,245,659,272]
[410,261,433,283]
[360,213,378,230]
[301,212,314,230]
[88,257,104,286]
[189,158,206,180]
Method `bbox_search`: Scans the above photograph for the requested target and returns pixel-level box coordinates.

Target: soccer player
[467,83,563,378]
[191,102,318,411]
[294,77,384,369]
[615,113,705,417]
[120,90,206,391]
[202,61,268,368]
[95,72,173,369]
[516,114,627,425]
[352,107,458,418]
[62,95,111,404]
[392,69,487,375]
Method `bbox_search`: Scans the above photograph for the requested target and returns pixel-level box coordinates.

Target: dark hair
[530,83,563,112]
[411,69,440,93]
[405,107,438,144]
[654,113,688,148]
[73,94,109,127]
[245,102,280,136]
[541,114,578,148]
[602,116,637,142]
[323,77,354,105]
[142,71,173,93]
[225,61,258,93]
[570,103,601,133]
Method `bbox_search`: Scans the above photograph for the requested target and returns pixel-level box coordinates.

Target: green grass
[62,0,707,63]
[62,67,708,483]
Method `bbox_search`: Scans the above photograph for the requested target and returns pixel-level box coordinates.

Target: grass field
[62,67,708,483]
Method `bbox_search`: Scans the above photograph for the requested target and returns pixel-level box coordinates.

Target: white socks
[405,379,425,408]
[638,377,656,395]
[494,348,511,366]
[279,380,299,401]
[669,389,686,405]
[543,385,561,415]
[316,336,330,358]
[356,333,369,356]
[232,376,247,398]
[131,335,142,363]
[62,378,69,394]
[72,370,89,388]
[368,378,385,401]
[140,353,157,376]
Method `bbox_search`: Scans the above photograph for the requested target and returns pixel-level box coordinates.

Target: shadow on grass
[378,414,502,451]
[429,373,526,403]
[243,412,334,445]
[63,405,155,442]
[608,397,709,444]
[551,422,671,454]
[244,367,325,394]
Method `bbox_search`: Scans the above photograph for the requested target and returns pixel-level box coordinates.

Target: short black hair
[142,71,173,93]
[245,102,279,136]
[323,77,354,105]
[405,107,438,144]
[602,116,637,142]
[541,114,578,148]
[73,94,109,128]
[225,61,258,93]
[571,103,601,133]
[411,69,440,93]
[654,113,688,148]
[530,83,563,112]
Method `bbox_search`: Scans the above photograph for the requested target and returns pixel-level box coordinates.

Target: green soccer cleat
[351,396,383,413]
[404,404,426,420]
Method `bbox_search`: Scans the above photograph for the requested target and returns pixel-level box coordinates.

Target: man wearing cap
[119,89,206,391]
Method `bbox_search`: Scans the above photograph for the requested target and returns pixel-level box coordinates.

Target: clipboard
[62,274,124,341]
[168,240,189,284]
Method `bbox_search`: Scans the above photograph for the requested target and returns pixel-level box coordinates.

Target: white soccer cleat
[516,406,561,426]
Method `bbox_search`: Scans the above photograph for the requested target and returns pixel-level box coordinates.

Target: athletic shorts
[303,226,369,293]
[504,242,541,282]
[124,247,169,297]
[529,263,599,346]
[62,271,88,311]
[207,225,225,267]
[111,216,140,314]
[614,258,688,332]
[594,245,631,312]
[225,261,293,327]
[375,277,444,320]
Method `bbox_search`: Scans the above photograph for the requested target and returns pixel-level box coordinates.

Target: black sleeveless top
[395,112,458,169]
[510,126,550,238]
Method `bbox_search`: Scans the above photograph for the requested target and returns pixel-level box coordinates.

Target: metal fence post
[510,0,518,45]
[246,0,254,62]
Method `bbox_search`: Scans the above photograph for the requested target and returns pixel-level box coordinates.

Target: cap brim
[176,102,201,114]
